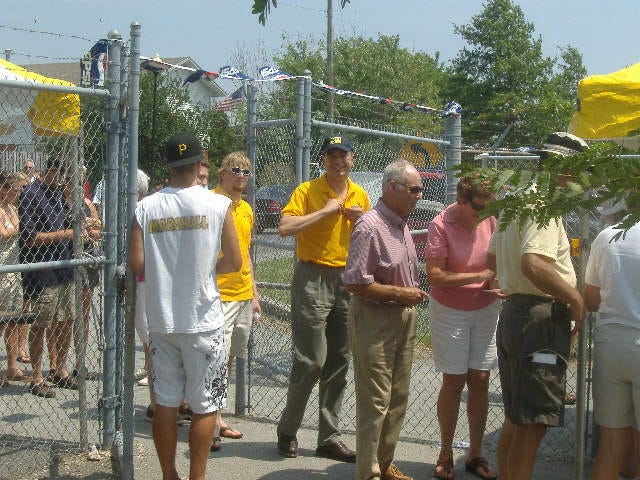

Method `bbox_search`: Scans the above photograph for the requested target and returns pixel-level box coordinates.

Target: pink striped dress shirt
[344,199,419,290]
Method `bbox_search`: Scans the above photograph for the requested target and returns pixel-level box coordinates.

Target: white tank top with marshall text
[135,185,231,334]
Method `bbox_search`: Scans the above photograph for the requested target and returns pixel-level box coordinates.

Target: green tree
[252,0,350,25]
[138,73,245,183]
[248,33,446,176]
[267,33,444,132]
[444,0,586,147]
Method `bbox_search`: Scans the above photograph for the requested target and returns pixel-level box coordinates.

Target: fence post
[102,29,122,452]
[120,21,141,480]
[302,71,312,182]
[295,74,305,184]
[71,125,88,452]
[443,111,461,205]
[573,205,592,480]
[240,82,258,417]
[115,33,129,436]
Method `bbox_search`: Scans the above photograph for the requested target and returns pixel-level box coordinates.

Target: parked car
[254,184,296,233]
[349,171,445,262]
[419,169,447,205]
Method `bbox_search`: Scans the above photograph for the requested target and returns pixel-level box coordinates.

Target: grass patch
[255,255,295,305]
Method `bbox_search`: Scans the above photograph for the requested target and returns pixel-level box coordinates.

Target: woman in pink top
[425,176,499,480]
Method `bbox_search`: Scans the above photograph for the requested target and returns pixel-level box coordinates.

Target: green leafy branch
[454,142,640,238]
[252,0,351,25]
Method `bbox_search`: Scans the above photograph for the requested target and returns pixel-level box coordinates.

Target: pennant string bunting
[143,56,446,115]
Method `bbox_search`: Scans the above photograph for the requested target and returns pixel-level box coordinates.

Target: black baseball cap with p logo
[320,135,353,154]
[165,132,203,167]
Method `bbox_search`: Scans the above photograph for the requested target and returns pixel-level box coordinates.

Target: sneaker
[134,367,147,381]
[144,405,154,422]
[137,376,149,386]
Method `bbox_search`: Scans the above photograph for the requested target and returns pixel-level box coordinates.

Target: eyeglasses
[469,200,486,211]
[395,181,424,194]
[230,167,251,177]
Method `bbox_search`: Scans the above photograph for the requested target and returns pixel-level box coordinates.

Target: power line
[0,23,93,43]
[278,2,326,15]
[6,51,82,61]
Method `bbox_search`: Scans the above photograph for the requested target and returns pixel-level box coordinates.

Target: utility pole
[327,0,334,123]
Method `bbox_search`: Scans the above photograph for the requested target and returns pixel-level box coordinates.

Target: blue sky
[2,0,638,83]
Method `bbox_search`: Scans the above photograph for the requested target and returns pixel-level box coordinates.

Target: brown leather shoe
[381,463,413,480]
[277,433,298,458]
[315,441,356,463]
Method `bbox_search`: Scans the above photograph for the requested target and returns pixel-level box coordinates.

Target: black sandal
[210,437,222,452]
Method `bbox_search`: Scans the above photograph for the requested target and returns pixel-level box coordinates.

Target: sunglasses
[469,200,486,211]
[230,167,251,176]
[395,181,424,194]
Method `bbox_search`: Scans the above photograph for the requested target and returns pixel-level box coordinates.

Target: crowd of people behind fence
[0,158,102,398]
[2,129,639,480]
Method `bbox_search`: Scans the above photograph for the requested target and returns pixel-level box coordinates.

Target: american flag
[215,87,244,112]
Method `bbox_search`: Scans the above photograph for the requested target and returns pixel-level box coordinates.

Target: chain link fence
[0,39,124,479]
[245,80,595,462]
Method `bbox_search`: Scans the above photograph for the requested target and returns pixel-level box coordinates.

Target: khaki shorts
[25,283,76,327]
[593,324,640,428]
[497,295,570,427]
[222,300,253,358]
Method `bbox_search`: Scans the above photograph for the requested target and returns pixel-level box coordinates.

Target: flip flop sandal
[220,426,243,439]
[28,382,55,398]
[51,374,78,390]
[465,456,497,480]
[434,455,454,479]
[6,372,32,381]
[210,437,222,452]
[17,355,31,364]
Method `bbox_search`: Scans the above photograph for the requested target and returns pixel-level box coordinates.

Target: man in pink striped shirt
[344,159,429,480]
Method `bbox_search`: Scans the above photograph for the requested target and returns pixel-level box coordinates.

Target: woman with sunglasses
[425,175,500,480]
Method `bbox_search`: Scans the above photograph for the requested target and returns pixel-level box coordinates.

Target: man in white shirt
[128,132,241,480]
[585,194,640,480]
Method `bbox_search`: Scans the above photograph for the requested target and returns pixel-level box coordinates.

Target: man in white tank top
[128,132,241,480]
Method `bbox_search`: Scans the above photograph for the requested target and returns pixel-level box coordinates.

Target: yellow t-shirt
[488,217,576,296]
[213,186,254,301]
[281,174,370,267]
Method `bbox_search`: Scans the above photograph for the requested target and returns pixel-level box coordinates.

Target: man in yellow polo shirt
[276,135,370,463]
[213,151,261,445]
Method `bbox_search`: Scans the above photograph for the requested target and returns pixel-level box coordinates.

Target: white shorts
[222,300,252,358]
[134,281,149,345]
[429,297,499,375]
[149,327,227,414]
[593,324,640,428]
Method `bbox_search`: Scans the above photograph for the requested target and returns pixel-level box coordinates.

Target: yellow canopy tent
[569,62,640,140]
[0,58,80,138]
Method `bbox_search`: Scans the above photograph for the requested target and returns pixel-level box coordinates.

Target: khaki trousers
[348,296,416,480]
[277,261,350,445]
